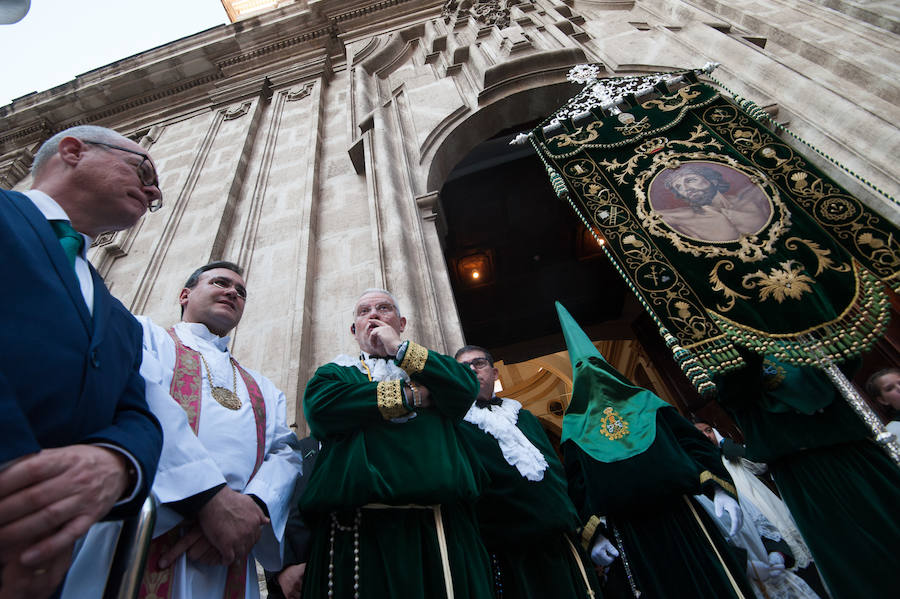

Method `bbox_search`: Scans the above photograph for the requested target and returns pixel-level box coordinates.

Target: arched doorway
[436,121,698,440]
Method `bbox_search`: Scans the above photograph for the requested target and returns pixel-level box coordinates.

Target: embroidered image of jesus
[650,162,773,242]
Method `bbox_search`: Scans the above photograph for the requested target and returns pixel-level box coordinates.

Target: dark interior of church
[439,125,631,364]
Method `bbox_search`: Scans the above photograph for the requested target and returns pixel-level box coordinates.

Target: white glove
[767,551,785,568]
[713,488,743,537]
[748,558,785,581]
[590,534,620,566]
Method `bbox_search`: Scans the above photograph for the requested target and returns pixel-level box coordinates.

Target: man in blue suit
[0,125,164,598]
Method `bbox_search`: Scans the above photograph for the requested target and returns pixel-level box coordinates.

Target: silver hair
[353,288,402,318]
[31,125,132,177]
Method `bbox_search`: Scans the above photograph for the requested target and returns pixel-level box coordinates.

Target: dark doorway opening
[439,125,633,364]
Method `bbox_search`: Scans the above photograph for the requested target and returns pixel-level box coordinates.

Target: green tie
[50,220,85,268]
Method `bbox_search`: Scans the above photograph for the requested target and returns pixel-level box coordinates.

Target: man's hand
[196,487,268,564]
[277,563,306,599]
[364,319,402,356]
[157,523,225,569]
[0,445,129,566]
[408,383,433,408]
[0,548,73,599]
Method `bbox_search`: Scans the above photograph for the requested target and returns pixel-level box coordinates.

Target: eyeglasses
[461,357,492,370]
[210,277,247,300]
[83,140,163,212]
[355,303,396,318]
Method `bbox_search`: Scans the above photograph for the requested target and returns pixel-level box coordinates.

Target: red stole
[139,327,267,599]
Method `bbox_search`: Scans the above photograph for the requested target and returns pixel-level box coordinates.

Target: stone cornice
[0,0,438,154]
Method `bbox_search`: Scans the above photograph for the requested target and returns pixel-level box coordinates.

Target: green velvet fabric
[300,351,493,598]
[301,356,484,511]
[717,357,900,598]
[491,531,599,599]
[770,441,900,599]
[716,355,869,463]
[565,408,751,598]
[459,408,600,598]
[557,302,669,463]
[531,79,898,374]
[303,502,492,599]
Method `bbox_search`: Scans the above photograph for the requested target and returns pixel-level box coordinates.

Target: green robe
[300,349,494,599]
[459,405,601,599]
[717,358,900,599]
[565,407,754,599]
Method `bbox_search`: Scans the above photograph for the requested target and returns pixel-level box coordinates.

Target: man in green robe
[454,344,601,599]
[557,303,754,599]
[715,353,900,599]
[299,288,493,598]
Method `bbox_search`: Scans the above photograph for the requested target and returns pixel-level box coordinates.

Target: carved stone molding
[222,101,254,120]
[91,231,118,249]
[0,148,34,189]
[442,0,532,29]
[285,82,315,101]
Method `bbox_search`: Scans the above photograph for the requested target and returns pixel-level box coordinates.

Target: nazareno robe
[459,399,601,599]
[716,356,900,599]
[565,407,755,599]
[300,345,493,599]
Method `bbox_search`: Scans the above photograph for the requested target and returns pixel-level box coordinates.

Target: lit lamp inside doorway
[456,251,493,288]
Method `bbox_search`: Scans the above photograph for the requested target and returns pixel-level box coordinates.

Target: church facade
[1,0,897,431]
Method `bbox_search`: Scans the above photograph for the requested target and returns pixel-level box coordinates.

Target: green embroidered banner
[531,74,898,381]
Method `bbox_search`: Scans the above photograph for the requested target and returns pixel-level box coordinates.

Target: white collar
[332,352,409,382]
[464,397,548,481]
[175,321,231,352]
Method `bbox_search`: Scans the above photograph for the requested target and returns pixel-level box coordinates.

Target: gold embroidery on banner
[741,260,815,303]
[553,147,733,362]
[399,341,428,375]
[584,170,716,345]
[614,116,651,136]
[784,237,850,275]
[581,515,601,551]
[701,104,900,288]
[597,132,717,185]
[641,86,702,112]
[709,260,752,312]
[699,470,738,498]
[600,407,629,441]
[709,237,850,312]
[549,120,605,148]
[376,380,409,420]
[706,263,891,367]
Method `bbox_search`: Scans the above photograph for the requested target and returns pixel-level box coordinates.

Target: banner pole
[805,337,900,466]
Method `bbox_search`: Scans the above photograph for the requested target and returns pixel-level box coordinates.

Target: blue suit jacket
[0,189,162,518]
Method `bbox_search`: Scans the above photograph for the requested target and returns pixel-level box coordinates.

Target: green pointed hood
[557,301,669,462]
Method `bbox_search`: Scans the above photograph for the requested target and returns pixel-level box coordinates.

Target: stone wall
[1,0,897,430]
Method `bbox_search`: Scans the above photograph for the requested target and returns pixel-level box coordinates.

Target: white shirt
[23,189,94,314]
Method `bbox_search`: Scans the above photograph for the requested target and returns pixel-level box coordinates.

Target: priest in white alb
[61,261,301,599]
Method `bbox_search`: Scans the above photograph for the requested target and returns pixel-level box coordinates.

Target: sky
[0,0,228,106]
